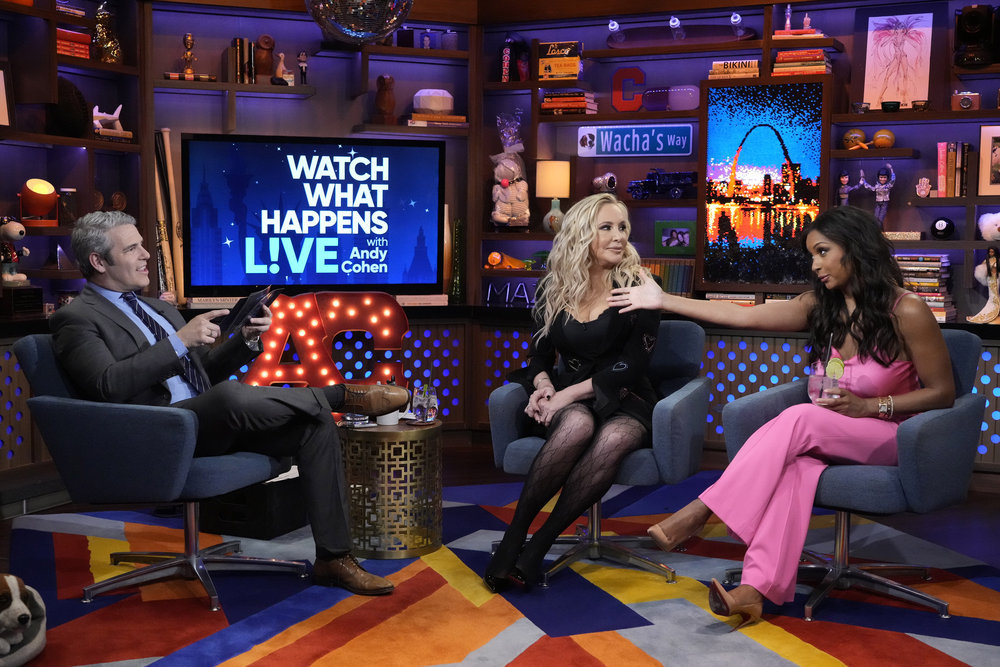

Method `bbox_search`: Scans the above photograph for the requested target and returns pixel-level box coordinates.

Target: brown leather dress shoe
[341,384,410,417]
[313,555,394,595]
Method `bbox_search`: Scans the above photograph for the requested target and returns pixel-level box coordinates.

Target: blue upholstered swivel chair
[13,334,308,612]
[488,319,710,585]
[721,328,985,620]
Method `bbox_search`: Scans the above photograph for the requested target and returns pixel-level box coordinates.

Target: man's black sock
[321,384,346,411]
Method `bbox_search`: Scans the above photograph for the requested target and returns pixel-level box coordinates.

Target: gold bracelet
[877,395,894,420]
[886,395,894,419]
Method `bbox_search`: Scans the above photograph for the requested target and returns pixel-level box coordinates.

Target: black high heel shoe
[483,573,511,593]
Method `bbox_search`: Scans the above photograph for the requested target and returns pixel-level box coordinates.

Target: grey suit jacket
[50,284,255,406]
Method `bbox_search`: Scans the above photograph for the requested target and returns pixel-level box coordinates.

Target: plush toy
[490,153,529,228]
[0,574,46,667]
[978,211,1000,242]
[0,218,30,285]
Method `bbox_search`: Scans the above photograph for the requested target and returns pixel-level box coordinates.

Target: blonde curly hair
[534,193,644,339]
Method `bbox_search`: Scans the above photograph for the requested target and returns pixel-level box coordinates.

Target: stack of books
[704,292,756,306]
[707,58,759,80]
[771,49,831,76]
[406,112,468,128]
[163,72,217,82]
[56,28,91,59]
[895,253,955,322]
[540,90,596,115]
[641,258,695,296]
[936,142,971,198]
[773,24,826,39]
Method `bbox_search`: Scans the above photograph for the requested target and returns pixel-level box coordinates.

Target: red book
[56,28,91,44]
[775,50,825,62]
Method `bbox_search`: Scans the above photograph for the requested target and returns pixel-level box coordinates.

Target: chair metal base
[82,501,308,611]
[723,509,949,621]
[493,503,676,588]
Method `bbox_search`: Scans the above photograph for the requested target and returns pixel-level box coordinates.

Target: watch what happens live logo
[248,153,391,276]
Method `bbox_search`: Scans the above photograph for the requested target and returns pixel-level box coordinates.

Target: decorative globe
[842,128,866,149]
[872,128,895,149]
[306,0,413,45]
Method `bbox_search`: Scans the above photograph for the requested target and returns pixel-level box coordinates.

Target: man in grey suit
[51,210,409,595]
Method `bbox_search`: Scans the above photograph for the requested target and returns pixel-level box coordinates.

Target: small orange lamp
[535,161,570,234]
[19,179,59,227]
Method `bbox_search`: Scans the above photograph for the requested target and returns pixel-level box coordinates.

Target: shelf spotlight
[730,12,745,37]
[668,16,685,40]
[608,19,619,32]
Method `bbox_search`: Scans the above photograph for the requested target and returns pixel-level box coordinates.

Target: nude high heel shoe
[646,500,710,552]
[708,579,763,631]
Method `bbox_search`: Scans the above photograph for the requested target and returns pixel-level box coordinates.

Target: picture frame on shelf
[851,4,947,111]
[654,221,695,256]
[978,125,1000,196]
[0,61,13,127]
[700,79,828,290]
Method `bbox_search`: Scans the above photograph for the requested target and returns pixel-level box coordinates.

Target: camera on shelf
[951,91,981,110]
[592,172,617,193]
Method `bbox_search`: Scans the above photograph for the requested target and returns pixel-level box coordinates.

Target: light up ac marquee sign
[243,291,409,388]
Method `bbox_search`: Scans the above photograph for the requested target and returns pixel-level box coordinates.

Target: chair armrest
[896,393,988,513]
[488,382,530,469]
[651,376,711,484]
[27,396,198,504]
[722,380,809,460]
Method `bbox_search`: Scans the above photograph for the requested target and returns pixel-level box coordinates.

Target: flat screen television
[181,133,445,298]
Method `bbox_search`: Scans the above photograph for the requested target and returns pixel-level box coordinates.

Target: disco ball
[306,0,414,44]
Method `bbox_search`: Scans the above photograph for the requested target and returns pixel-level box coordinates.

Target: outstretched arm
[608,270,814,332]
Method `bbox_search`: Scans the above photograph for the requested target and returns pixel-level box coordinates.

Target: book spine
[539,100,596,109]
[56,28,91,44]
[769,68,830,76]
[945,142,957,198]
[538,107,596,115]
[406,119,469,127]
[540,89,592,98]
[711,59,760,69]
[707,71,760,79]
[954,141,964,198]
[775,50,826,62]
[937,142,948,197]
[232,38,244,83]
[410,113,467,122]
[960,141,970,196]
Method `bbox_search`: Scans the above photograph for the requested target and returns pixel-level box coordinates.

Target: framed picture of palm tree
[852,4,947,111]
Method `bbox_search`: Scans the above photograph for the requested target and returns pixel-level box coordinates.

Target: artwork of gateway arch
[702,81,824,285]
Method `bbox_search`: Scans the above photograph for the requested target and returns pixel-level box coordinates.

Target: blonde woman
[484,193,661,592]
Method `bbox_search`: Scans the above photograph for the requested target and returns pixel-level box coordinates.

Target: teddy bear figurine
[491,153,529,228]
[0,217,31,285]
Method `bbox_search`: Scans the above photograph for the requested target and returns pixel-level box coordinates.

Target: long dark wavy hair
[800,206,904,366]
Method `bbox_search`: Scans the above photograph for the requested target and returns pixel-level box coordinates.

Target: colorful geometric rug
[10,471,1000,666]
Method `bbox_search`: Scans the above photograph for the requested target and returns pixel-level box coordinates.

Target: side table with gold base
[339,421,443,559]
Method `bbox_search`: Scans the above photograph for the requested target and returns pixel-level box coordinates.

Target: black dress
[509,304,661,433]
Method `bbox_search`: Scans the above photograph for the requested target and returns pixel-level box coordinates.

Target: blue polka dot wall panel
[2,348,35,469]
[399,322,468,425]
[476,326,532,427]
[703,334,810,446]
[977,343,999,466]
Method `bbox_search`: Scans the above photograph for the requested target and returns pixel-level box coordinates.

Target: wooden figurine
[373,74,396,125]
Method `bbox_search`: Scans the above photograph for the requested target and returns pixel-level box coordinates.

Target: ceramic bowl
[880,101,901,112]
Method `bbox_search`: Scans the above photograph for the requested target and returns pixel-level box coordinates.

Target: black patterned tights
[487,403,647,583]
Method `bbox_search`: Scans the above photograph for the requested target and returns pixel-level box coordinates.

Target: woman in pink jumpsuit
[608,206,955,629]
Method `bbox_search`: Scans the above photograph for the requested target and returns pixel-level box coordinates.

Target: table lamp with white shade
[535,160,570,234]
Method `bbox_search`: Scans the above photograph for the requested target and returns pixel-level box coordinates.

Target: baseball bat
[160,127,186,305]
[153,158,176,295]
